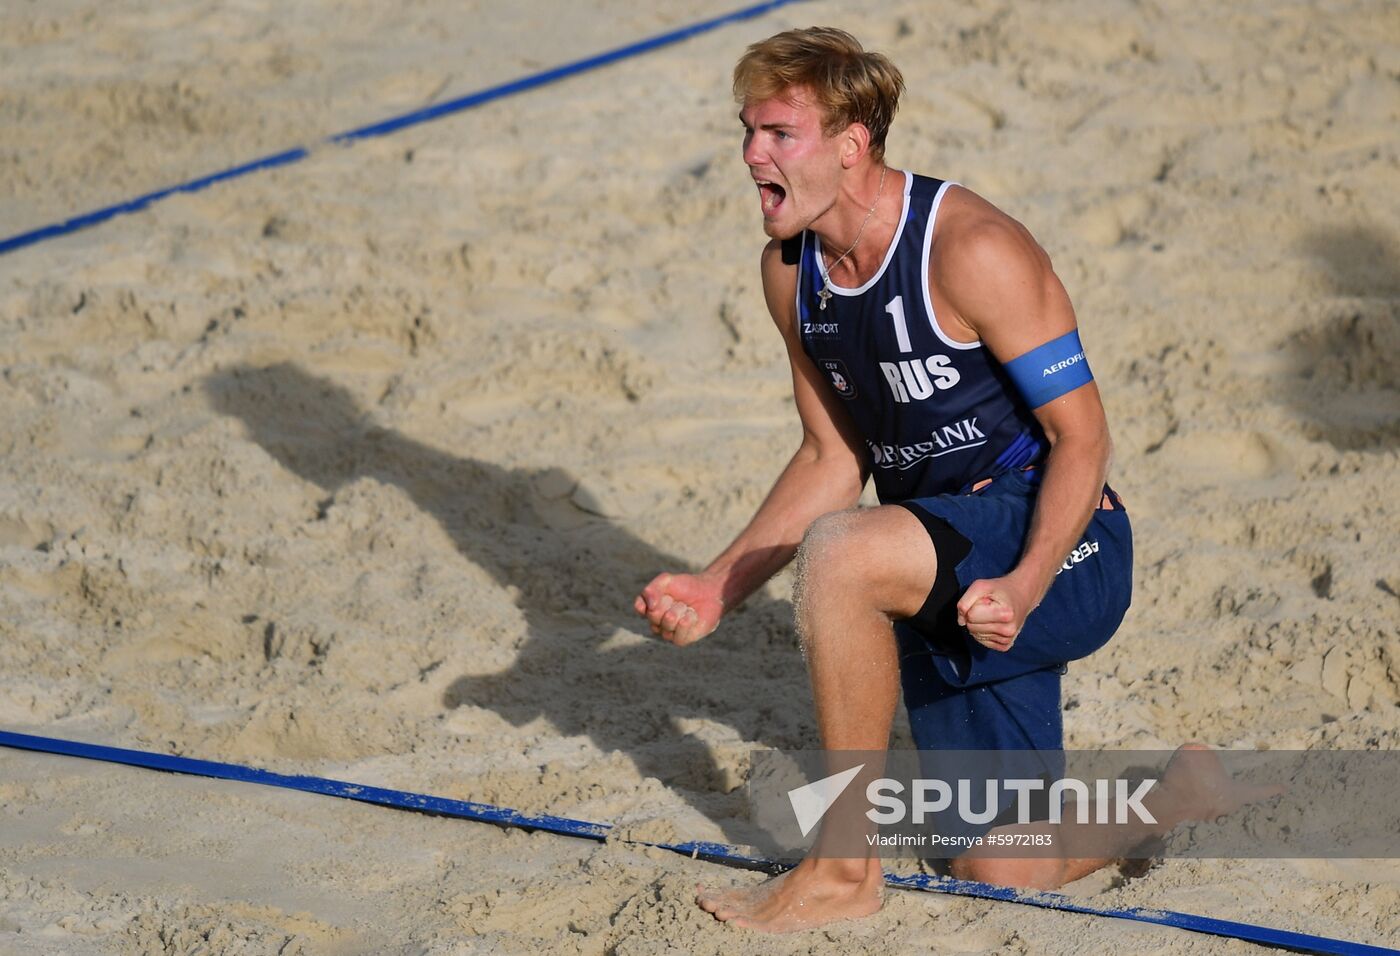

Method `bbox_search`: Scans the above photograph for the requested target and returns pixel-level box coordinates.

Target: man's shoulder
[931,187,1045,284]
[757,235,802,269]
[927,185,1063,338]
[759,238,799,328]
[760,237,801,285]
[934,185,1024,248]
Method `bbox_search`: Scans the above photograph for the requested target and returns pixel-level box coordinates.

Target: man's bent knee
[793,506,939,619]
[794,509,859,578]
[792,509,861,626]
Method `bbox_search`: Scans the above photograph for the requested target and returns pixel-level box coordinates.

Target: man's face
[740,88,846,240]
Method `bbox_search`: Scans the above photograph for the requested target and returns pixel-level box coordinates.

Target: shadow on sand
[204,361,813,836]
[1283,226,1400,451]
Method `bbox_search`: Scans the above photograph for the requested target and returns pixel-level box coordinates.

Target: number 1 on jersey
[885,295,913,353]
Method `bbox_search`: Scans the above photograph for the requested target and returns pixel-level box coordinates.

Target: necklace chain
[818,165,887,311]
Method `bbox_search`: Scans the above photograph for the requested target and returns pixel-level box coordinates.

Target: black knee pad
[895,503,971,640]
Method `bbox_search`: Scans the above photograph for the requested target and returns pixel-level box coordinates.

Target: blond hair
[733,27,904,160]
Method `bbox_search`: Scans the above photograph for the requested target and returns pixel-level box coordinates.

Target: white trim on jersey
[920,180,981,351]
[794,230,807,321]
[812,169,913,297]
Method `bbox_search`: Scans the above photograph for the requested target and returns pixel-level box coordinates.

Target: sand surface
[1,0,1398,952]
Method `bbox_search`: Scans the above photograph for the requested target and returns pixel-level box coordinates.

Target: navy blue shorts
[894,469,1133,753]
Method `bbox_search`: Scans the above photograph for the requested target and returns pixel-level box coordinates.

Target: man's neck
[813,163,897,287]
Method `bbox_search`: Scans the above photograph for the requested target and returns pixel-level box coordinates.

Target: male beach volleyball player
[634,28,1272,932]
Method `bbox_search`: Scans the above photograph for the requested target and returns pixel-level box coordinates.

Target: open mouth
[755,180,787,214]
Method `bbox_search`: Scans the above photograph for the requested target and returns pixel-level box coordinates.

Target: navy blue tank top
[794,172,1048,503]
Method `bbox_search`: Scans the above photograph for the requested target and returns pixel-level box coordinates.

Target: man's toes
[697,884,740,912]
[712,903,743,921]
[697,895,741,921]
[697,882,768,920]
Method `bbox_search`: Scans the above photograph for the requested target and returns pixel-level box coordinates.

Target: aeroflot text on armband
[1043,352,1086,376]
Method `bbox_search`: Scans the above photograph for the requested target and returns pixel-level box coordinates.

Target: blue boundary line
[0,0,800,257]
[1,730,1393,955]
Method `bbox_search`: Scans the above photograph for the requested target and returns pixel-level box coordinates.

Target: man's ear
[840,123,872,169]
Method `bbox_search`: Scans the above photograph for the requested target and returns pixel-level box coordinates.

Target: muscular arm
[938,202,1111,646]
[635,240,869,644]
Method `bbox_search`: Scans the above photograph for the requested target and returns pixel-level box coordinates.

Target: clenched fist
[634,572,725,646]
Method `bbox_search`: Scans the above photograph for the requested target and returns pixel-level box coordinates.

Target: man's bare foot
[1158,743,1287,826]
[695,856,884,933]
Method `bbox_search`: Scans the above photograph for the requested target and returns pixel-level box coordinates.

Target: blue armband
[1002,330,1094,408]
